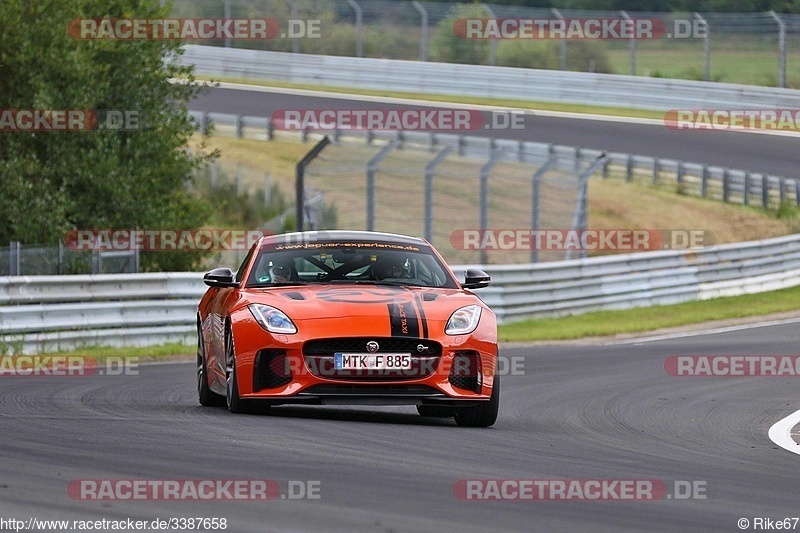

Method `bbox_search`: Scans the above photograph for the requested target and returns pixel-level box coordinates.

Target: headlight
[445,305,482,335]
[248,304,297,334]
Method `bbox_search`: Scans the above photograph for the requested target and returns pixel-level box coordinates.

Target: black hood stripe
[388,301,420,337]
[412,292,429,339]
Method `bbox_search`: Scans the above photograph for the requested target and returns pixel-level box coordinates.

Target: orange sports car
[196,230,499,427]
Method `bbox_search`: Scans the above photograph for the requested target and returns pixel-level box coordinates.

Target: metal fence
[189,110,800,264]
[0,242,139,276]
[170,0,800,87]
[2,232,799,353]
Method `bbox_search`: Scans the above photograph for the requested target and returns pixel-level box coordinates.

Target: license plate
[334,353,411,370]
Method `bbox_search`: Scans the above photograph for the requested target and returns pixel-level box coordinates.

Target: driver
[372,255,406,280]
[270,264,292,283]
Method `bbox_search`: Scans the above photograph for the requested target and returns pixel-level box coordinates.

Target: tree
[0,0,213,270]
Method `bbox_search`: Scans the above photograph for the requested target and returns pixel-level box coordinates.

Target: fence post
[412,1,428,61]
[423,146,452,243]
[295,136,331,232]
[744,172,750,205]
[796,179,800,207]
[531,151,556,263]
[366,140,400,231]
[267,119,274,140]
[235,115,243,138]
[9,241,20,276]
[483,4,497,66]
[224,0,231,48]
[677,160,684,186]
[264,173,271,207]
[286,0,299,53]
[552,8,567,70]
[653,157,659,185]
[780,177,786,204]
[770,11,786,88]
[762,174,770,208]
[566,153,606,261]
[694,13,710,81]
[347,0,363,58]
[621,11,635,75]
[722,168,730,202]
[479,149,506,265]
[626,154,633,182]
[58,241,64,275]
[701,165,709,197]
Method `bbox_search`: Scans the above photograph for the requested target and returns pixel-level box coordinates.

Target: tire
[454,373,500,428]
[416,405,455,418]
[225,324,247,414]
[197,326,225,407]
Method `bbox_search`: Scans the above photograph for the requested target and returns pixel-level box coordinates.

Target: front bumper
[228,310,497,405]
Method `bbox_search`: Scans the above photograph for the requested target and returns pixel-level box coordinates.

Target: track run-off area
[3,320,800,532]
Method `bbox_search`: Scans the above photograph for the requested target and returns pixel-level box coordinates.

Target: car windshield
[245,241,458,289]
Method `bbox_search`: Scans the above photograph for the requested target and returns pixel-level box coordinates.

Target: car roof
[261,230,429,247]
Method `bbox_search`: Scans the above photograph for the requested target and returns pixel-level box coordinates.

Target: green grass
[48,343,194,359]
[498,284,800,342]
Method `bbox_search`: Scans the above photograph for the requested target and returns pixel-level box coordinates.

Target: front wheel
[454,374,500,427]
[198,326,225,407]
[225,325,247,414]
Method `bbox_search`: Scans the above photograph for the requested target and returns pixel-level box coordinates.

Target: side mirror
[203,267,239,288]
[462,268,490,289]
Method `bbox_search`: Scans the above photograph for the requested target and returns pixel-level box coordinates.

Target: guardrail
[2,233,799,353]
[182,45,800,111]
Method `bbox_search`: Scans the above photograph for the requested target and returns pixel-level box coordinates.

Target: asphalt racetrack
[190,85,800,177]
[3,321,800,532]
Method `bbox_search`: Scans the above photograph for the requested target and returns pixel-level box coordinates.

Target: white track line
[769,409,800,455]
[212,81,800,139]
[608,317,800,345]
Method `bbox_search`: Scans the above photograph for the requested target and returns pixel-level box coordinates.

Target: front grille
[302,337,442,381]
[253,349,292,391]
[302,384,441,396]
[449,351,481,393]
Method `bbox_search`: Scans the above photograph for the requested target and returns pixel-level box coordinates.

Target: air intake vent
[253,349,292,391]
[282,292,306,301]
[449,351,481,393]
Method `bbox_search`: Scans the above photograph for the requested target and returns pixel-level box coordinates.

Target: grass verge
[498,284,800,342]
[48,343,194,360]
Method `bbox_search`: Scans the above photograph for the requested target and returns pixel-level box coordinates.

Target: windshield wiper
[328,279,424,287]
[249,281,315,288]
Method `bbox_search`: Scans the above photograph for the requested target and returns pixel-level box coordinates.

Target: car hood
[240,285,486,323]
